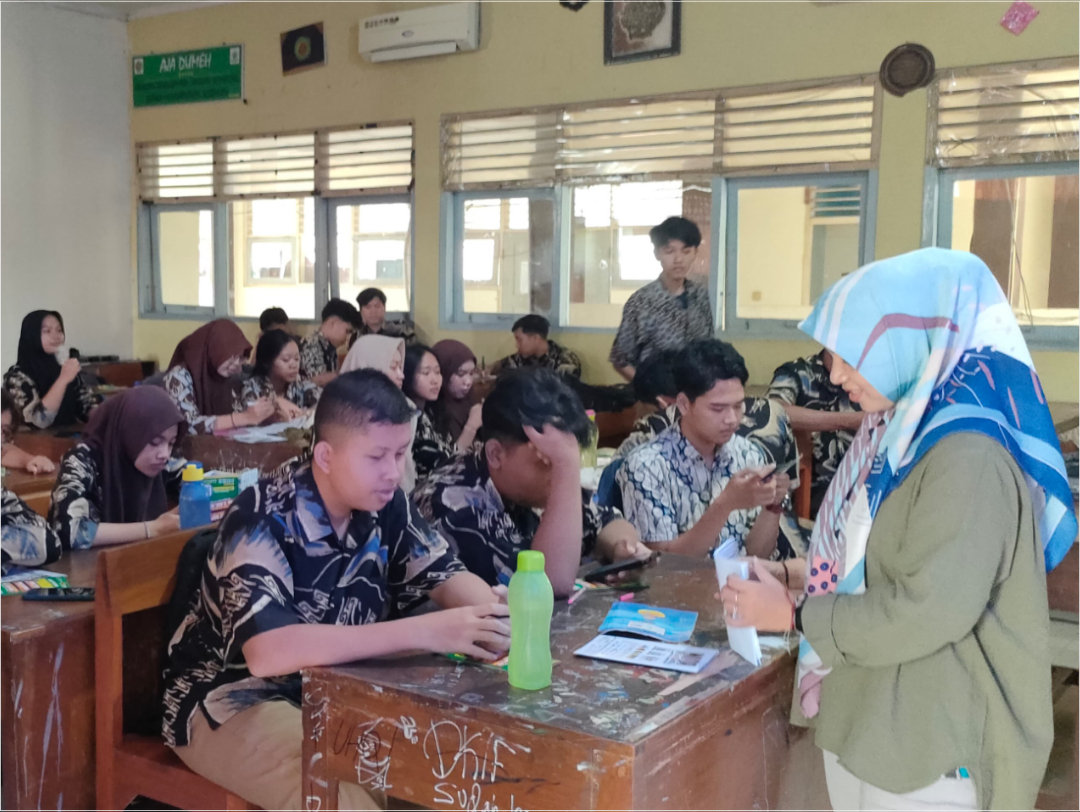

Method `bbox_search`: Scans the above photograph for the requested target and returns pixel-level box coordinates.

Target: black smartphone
[22,587,95,602]
[584,554,658,583]
[760,459,797,483]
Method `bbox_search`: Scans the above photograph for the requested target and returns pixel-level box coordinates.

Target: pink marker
[619,592,634,602]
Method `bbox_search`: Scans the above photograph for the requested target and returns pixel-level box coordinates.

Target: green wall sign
[132,45,243,108]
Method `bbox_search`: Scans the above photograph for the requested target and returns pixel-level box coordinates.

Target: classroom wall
[128,0,1079,400]
[1,3,133,370]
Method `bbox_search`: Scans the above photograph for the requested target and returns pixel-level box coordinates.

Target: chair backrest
[95,530,200,744]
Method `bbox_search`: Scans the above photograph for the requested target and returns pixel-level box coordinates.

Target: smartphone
[760,458,797,483]
[22,587,95,602]
[584,553,659,583]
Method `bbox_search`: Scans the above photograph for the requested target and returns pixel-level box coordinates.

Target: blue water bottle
[179,464,213,529]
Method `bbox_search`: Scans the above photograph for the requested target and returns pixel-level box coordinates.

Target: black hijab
[17,310,82,425]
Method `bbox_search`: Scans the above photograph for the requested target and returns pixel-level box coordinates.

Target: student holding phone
[719,249,1077,811]
[617,340,795,560]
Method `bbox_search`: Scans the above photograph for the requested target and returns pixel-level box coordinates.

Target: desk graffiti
[325,715,533,811]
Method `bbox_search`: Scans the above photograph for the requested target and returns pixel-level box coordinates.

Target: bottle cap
[586,410,596,420]
[182,464,204,482]
[517,550,546,573]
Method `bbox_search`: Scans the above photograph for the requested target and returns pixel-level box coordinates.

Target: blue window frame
[138,202,227,318]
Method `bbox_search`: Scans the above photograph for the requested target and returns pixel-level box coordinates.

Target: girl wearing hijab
[235,331,321,422]
[164,320,273,435]
[340,334,421,493]
[403,343,457,485]
[3,310,101,429]
[431,339,483,451]
[48,387,190,549]
[719,249,1077,811]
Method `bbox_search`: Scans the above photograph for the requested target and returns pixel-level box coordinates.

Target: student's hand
[275,397,303,421]
[491,585,509,606]
[25,456,56,475]
[418,603,512,661]
[718,558,793,632]
[59,358,82,384]
[748,556,807,593]
[149,509,182,537]
[239,399,276,427]
[768,472,792,506]
[466,402,484,432]
[718,467,777,512]
[595,519,653,583]
[524,424,581,471]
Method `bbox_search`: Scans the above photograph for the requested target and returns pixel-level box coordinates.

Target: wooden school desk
[302,554,797,811]
[1,550,98,810]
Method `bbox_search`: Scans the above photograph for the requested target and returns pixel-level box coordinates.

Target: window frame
[927,161,1078,350]
[138,201,228,318]
[327,192,415,320]
[441,187,562,329]
[718,170,878,338]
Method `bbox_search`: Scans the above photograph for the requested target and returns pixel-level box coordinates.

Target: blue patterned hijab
[795,247,1076,716]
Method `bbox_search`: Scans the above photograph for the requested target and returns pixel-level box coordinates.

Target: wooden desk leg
[303,674,338,812]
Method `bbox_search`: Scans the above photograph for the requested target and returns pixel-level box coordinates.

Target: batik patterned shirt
[412,408,457,488]
[767,351,860,511]
[299,331,339,381]
[163,366,223,436]
[498,340,583,379]
[413,449,619,586]
[47,443,185,551]
[233,374,321,412]
[617,425,767,553]
[609,278,713,370]
[351,319,417,347]
[161,460,464,747]
[2,487,62,567]
[3,365,100,429]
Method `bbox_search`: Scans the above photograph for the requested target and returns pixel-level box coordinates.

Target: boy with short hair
[617,340,790,559]
[496,314,582,379]
[163,370,509,810]
[414,369,649,597]
[258,307,290,336]
[354,287,416,346]
[609,216,713,382]
[299,298,359,387]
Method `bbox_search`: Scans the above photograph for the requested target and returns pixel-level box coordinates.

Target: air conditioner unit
[359,2,480,63]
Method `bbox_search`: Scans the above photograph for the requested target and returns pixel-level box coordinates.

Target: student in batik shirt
[404,343,457,487]
[3,310,101,429]
[1,393,62,567]
[351,287,417,347]
[767,348,863,517]
[618,340,790,560]
[414,368,650,597]
[609,217,713,382]
[162,370,509,811]
[235,330,320,421]
[495,315,583,379]
[298,298,358,388]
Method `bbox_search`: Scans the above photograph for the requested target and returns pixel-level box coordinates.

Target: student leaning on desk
[719,248,1078,811]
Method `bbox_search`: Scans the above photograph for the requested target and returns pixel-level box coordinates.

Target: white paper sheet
[713,553,763,667]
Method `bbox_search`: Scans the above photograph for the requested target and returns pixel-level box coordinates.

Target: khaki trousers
[173,700,382,811]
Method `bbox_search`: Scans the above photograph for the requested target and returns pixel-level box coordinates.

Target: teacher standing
[609,217,713,382]
[719,248,1077,810]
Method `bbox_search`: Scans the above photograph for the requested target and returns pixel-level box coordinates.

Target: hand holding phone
[584,554,659,583]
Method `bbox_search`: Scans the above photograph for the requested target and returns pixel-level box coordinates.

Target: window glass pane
[461,196,554,316]
[229,197,316,320]
[949,173,1078,327]
[335,202,411,313]
[735,184,861,321]
[568,181,709,328]
[158,209,214,308]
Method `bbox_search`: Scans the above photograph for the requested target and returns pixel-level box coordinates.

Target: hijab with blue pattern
[796,247,1076,717]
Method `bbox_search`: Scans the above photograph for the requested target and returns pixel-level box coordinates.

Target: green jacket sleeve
[801,436,1020,669]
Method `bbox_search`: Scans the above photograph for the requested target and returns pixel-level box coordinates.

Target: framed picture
[604,0,681,65]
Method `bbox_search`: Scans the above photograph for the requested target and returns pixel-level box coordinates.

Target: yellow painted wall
[128,0,1079,401]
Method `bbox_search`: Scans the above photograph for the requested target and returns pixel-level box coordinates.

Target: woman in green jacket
[720,248,1076,810]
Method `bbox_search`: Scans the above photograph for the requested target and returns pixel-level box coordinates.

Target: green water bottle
[507,550,554,690]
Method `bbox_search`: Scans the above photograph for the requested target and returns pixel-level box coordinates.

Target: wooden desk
[4,468,59,496]
[302,555,796,811]
[83,359,156,389]
[181,434,304,473]
[1,551,98,810]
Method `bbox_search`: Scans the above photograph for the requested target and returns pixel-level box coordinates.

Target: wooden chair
[95,530,255,811]
[793,430,814,520]
[22,489,51,518]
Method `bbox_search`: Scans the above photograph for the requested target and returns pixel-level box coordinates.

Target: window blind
[719,81,877,172]
[810,186,861,218]
[442,113,559,189]
[317,125,414,195]
[138,122,414,202]
[931,61,1079,167]
[137,141,215,201]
